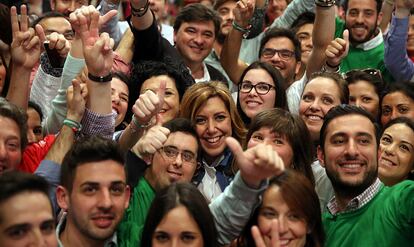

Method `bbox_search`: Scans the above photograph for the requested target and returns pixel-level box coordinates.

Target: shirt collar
[56,212,118,247]
[189,62,211,83]
[354,28,383,50]
[327,178,382,215]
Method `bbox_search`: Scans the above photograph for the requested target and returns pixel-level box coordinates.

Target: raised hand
[325,29,349,68]
[38,27,71,59]
[135,122,170,158]
[69,5,117,36]
[233,0,255,28]
[78,9,114,77]
[66,78,88,122]
[252,220,280,247]
[10,5,42,69]
[226,137,285,188]
[132,80,166,126]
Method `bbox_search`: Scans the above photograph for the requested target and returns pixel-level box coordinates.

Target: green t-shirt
[335,18,394,83]
[323,181,414,247]
[117,177,155,247]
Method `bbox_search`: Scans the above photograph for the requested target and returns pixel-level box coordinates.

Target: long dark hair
[237,61,287,126]
[236,170,324,247]
[141,183,219,247]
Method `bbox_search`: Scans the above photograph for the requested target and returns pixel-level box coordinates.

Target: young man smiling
[317,105,414,246]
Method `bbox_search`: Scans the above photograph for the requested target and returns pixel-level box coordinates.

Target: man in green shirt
[317,105,414,246]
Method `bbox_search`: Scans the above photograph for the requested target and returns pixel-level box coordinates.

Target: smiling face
[407,15,414,53]
[152,205,203,247]
[141,75,180,124]
[57,160,130,243]
[111,78,129,127]
[239,68,277,119]
[148,132,198,190]
[260,37,300,86]
[26,107,43,144]
[0,192,57,247]
[318,114,378,196]
[345,0,381,44]
[174,21,215,68]
[348,80,380,118]
[51,0,88,16]
[296,23,313,65]
[257,185,307,247]
[378,123,414,186]
[194,97,232,162]
[248,127,293,168]
[381,91,414,126]
[299,77,342,142]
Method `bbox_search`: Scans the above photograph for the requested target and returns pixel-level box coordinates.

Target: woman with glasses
[237,61,287,126]
[381,82,414,126]
[180,81,246,202]
[344,69,385,120]
[378,117,414,186]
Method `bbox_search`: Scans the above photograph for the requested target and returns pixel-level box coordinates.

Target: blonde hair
[180,81,246,143]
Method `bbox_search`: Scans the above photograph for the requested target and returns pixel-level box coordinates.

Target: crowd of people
[0,0,413,246]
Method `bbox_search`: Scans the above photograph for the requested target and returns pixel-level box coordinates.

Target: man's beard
[347,21,378,45]
[217,32,226,45]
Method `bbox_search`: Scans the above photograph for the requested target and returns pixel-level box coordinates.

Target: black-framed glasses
[239,81,275,95]
[261,48,295,60]
[159,145,197,164]
[344,68,383,81]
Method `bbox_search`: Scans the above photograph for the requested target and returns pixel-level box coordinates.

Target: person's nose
[98,189,114,209]
[345,139,359,158]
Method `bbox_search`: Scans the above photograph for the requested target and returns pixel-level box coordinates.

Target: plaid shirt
[327,178,382,215]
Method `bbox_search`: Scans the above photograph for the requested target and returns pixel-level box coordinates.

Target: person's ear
[317,145,325,167]
[56,186,70,211]
[295,61,301,75]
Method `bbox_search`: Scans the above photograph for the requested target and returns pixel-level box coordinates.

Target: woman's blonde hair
[179,81,246,143]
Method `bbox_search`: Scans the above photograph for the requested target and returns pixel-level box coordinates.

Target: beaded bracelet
[130,0,150,17]
[130,114,152,133]
[63,119,82,133]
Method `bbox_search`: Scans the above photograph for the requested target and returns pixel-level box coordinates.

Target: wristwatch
[315,0,335,7]
[88,72,113,83]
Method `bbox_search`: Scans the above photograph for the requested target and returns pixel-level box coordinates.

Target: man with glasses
[118,117,286,247]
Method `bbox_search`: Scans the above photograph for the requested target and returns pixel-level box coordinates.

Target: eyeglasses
[344,68,383,81]
[261,48,295,60]
[159,145,197,164]
[239,81,275,95]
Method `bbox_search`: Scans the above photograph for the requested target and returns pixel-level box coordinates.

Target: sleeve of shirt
[98,0,123,47]
[384,15,414,82]
[209,172,268,245]
[269,0,315,29]
[80,108,116,139]
[34,160,61,214]
[43,54,85,135]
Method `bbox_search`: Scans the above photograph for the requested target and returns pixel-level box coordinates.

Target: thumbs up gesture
[325,29,349,68]
[226,137,285,188]
[132,80,166,127]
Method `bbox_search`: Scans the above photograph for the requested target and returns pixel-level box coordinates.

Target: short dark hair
[60,136,125,192]
[213,0,237,10]
[236,170,324,247]
[163,118,201,158]
[237,61,287,125]
[127,59,194,125]
[30,11,67,28]
[260,27,301,61]
[0,97,28,150]
[246,108,315,185]
[173,3,221,37]
[291,12,315,34]
[141,183,219,247]
[0,171,51,223]
[28,100,44,122]
[309,71,350,104]
[319,105,381,150]
[342,0,382,14]
[344,69,385,98]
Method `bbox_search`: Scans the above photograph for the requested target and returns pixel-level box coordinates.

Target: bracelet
[232,20,250,33]
[63,119,82,133]
[326,61,339,69]
[88,72,112,83]
[130,0,150,17]
[315,0,336,8]
[130,114,152,133]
